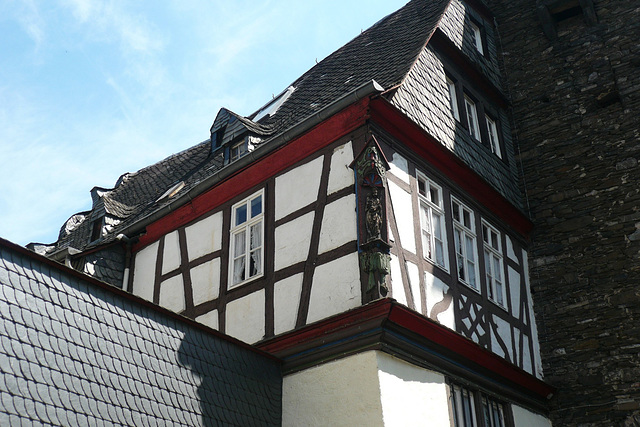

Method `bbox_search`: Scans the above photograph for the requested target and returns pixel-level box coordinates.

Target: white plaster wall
[185,211,222,261]
[275,212,314,271]
[132,241,158,302]
[492,315,513,361]
[274,273,303,335]
[425,273,455,329]
[275,156,323,220]
[389,152,410,184]
[307,253,360,324]
[377,352,451,426]
[509,266,521,319]
[389,255,407,306]
[159,275,185,313]
[522,334,533,374]
[512,405,553,427]
[506,234,518,264]
[523,249,544,378]
[327,141,354,195]
[406,261,422,314]
[190,258,220,306]
[161,230,181,274]
[282,351,384,427]
[388,181,416,254]
[225,290,265,344]
[196,309,218,330]
[317,195,356,255]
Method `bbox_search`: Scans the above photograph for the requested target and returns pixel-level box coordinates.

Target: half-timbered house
[25,0,555,425]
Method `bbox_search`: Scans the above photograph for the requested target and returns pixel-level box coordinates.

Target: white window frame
[452,197,479,291]
[485,116,502,158]
[464,95,481,141]
[470,21,484,55]
[230,139,248,162]
[229,190,264,288]
[417,173,448,272]
[482,221,506,308]
[447,77,460,121]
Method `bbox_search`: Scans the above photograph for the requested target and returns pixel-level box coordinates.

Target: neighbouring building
[2,0,638,426]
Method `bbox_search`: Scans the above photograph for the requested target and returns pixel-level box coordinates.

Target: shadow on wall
[177,327,283,426]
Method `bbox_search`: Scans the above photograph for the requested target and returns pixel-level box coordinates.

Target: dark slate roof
[0,238,282,426]
[255,0,451,132]
[32,0,452,256]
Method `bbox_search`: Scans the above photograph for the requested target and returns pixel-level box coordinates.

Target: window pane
[235,204,247,226]
[233,231,246,257]
[436,241,445,267]
[453,202,460,221]
[418,178,426,196]
[233,257,245,284]
[463,209,472,229]
[430,186,439,205]
[250,249,262,277]
[251,195,262,218]
[250,223,262,250]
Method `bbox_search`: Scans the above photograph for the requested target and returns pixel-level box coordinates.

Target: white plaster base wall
[512,405,552,427]
[377,353,450,426]
[132,241,158,302]
[282,351,451,427]
[225,290,265,344]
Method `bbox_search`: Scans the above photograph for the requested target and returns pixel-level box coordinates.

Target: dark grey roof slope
[0,238,282,426]
[256,0,451,132]
[32,0,452,256]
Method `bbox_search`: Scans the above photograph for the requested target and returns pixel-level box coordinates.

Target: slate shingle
[0,240,282,426]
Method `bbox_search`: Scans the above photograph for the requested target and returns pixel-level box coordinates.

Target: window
[90,217,104,242]
[230,191,264,287]
[464,95,481,141]
[417,174,447,270]
[451,385,507,427]
[447,77,460,121]
[230,140,248,162]
[470,21,484,55]
[452,385,478,427]
[485,116,502,159]
[482,222,505,307]
[482,396,506,427]
[452,198,479,290]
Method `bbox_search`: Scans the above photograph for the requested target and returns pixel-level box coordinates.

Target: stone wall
[490,0,640,425]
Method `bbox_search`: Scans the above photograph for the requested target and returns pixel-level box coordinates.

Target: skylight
[253,86,295,122]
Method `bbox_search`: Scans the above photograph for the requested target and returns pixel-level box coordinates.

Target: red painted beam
[258,298,553,400]
[369,97,533,237]
[387,303,554,399]
[133,97,371,252]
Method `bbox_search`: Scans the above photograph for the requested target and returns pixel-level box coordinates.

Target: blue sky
[0,0,407,246]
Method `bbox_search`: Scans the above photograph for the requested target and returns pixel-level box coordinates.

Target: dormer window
[90,216,104,242]
[485,116,502,158]
[447,76,460,121]
[230,140,248,162]
[470,21,484,55]
[464,95,481,141]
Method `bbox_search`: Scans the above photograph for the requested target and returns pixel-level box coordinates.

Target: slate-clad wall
[490,0,640,425]
[0,239,281,426]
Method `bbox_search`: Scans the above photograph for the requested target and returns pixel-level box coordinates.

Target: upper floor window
[464,95,481,141]
[452,198,479,291]
[447,76,460,121]
[485,116,502,159]
[482,221,505,308]
[469,21,484,55]
[230,191,264,287]
[417,174,448,271]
